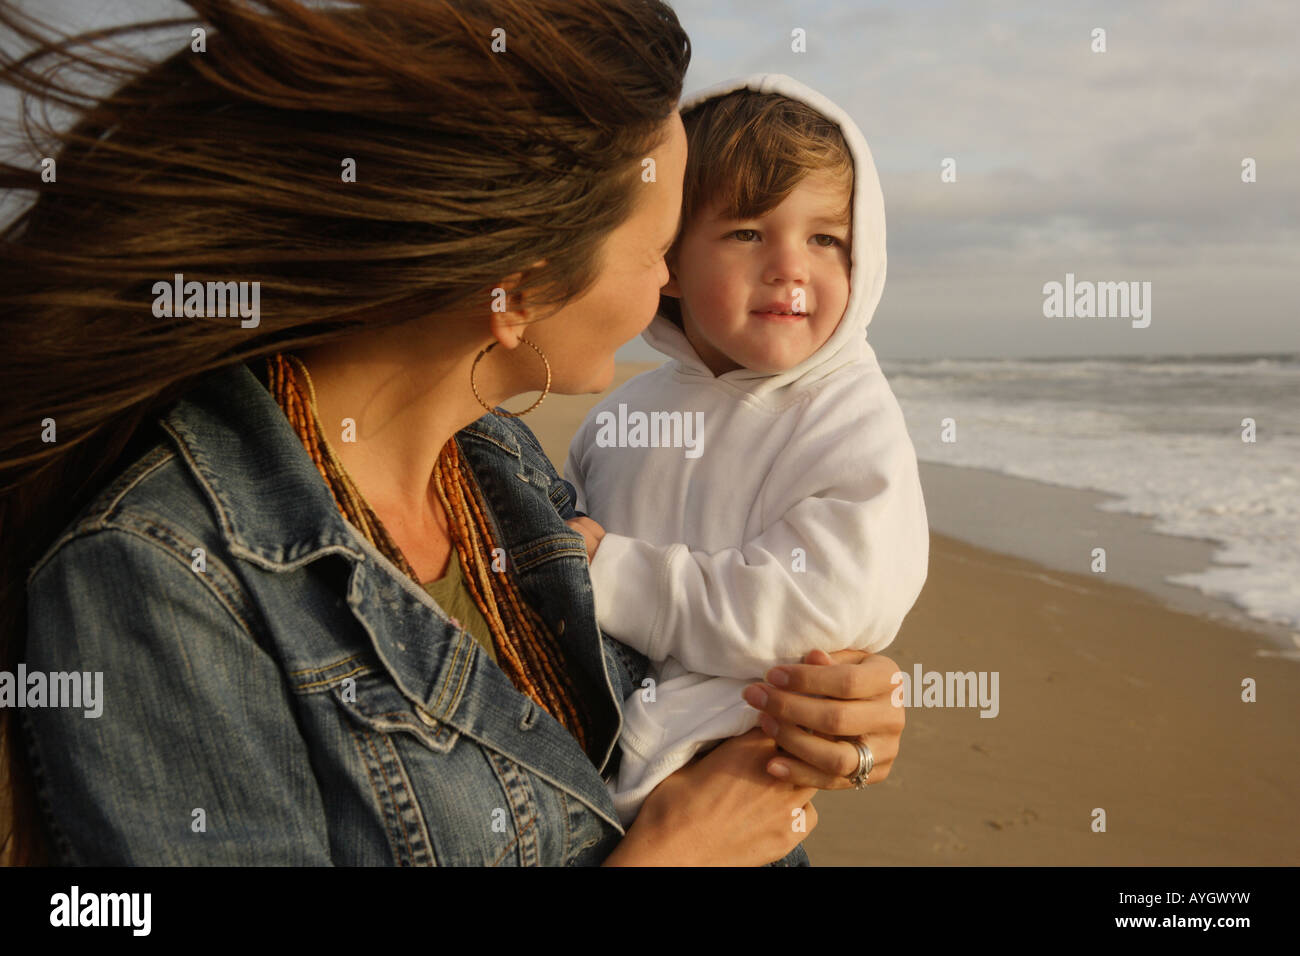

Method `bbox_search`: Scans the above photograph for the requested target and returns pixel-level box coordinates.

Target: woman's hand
[743,648,905,790]
[565,516,605,562]
[602,728,817,866]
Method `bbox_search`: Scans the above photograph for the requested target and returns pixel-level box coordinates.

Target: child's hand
[564,516,605,562]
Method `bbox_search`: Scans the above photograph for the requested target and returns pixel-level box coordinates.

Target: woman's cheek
[636,272,663,327]
[653,255,671,291]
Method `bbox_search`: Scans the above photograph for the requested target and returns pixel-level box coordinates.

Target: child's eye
[728,229,759,241]
[812,234,843,247]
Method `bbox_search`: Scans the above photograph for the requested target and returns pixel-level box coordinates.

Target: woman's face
[520,112,687,394]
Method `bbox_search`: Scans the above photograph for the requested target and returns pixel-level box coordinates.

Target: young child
[563,74,929,827]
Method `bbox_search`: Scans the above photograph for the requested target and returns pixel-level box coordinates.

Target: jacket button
[518,700,538,731]
[556,619,565,635]
[416,707,438,727]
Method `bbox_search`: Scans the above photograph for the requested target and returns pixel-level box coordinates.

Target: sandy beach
[528,361,1300,866]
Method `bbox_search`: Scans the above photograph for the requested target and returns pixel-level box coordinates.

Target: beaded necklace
[265,351,593,757]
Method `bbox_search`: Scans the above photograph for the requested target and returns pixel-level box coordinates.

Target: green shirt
[420,546,497,665]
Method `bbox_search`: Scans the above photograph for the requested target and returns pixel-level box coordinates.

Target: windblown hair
[659,90,853,326]
[0,0,690,865]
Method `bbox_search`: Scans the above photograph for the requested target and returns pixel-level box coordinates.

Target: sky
[3,1,1297,361]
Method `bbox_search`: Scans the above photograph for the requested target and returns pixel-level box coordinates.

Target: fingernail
[766,667,789,687]
[759,715,779,736]
[742,685,768,709]
[768,761,789,778]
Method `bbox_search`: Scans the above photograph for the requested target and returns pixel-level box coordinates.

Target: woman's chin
[582,357,617,395]
[547,363,611,397]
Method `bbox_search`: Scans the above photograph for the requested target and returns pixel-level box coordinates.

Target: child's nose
[762,240,810,284]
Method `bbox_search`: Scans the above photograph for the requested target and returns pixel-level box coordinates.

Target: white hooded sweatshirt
[563,74,929,826]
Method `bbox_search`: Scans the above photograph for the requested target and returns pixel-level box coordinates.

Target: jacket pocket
[310,655,572,865]
[317,665,456,864]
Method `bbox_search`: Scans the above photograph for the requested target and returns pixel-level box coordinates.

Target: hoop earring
[469,336,551,418]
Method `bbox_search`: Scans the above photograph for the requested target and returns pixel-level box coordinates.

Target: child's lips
[751,309,809,322]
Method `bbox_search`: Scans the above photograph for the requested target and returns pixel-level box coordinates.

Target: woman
[0,0,905,866]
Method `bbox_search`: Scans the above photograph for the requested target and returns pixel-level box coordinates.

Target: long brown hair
[0,0,689,865]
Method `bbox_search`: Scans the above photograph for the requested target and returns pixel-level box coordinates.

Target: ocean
[882,353,1300,634]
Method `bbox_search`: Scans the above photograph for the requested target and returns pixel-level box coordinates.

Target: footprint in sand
[985,807,1040,830]
[932,824,967,853]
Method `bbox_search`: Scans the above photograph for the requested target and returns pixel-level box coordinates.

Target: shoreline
[917,461,1300,656]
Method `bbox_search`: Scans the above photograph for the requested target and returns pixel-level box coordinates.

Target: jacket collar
[159,359,523,568]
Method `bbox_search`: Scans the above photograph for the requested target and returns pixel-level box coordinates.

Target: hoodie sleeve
[586,393,929,680]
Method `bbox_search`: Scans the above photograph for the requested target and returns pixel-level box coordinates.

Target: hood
[642,73,887,396]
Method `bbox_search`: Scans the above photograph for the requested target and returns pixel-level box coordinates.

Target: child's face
[663,169,852,377]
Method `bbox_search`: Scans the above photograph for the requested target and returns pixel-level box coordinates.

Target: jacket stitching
[26,444,175,585]
[458,426,519,458]
[501,751,541,866]
[335,683,458,749]
[29,523,261,643]
[353,724,418,865]
[450,722,624,834]
[509,419,545,455]
[157,417,242,548]
[459,426,536,483]
[445,636,476,719]
[102,444,175,515]
[488,814,538,868]
[506,418,554,468]
[557,789,571,863]
[347,723,398,860]
[376,731,431,865]
[484,750,541,868]
[512,534,570,557]
[430,631,471,718]
[137,520,264,636]
[295,663,370,691]
[289,655,367,679]
[514,545,588,574]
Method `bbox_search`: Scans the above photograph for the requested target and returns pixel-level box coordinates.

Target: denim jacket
[22,360,809,866]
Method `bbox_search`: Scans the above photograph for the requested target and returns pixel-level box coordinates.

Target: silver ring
[850,740,874,789]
